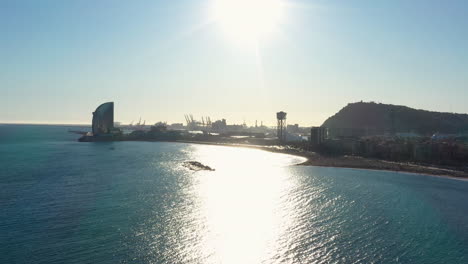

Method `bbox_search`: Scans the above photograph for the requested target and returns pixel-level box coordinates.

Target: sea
[1,124,467,264]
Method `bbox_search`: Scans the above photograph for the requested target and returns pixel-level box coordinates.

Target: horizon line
[0,122,91,126]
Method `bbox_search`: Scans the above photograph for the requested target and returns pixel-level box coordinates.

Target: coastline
[174,140,468,181]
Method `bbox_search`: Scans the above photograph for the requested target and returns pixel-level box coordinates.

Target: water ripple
[1,130,468,263]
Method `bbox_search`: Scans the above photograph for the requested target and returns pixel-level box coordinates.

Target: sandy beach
[175,140,468,180]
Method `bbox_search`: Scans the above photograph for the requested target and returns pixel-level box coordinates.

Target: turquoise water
[1,124,467,264]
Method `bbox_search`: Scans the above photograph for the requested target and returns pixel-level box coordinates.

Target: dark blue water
[1,124,467,263]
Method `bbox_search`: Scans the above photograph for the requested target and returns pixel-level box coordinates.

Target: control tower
[276,111,287,143]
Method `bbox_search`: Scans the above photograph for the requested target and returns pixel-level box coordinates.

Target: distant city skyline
[2,0,468,126]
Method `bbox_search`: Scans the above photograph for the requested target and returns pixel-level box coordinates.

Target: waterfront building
[310,126,327,148]
[92,102,114,135]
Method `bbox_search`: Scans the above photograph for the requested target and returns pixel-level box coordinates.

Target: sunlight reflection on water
[133,144,468,264]
[189,145,306,263]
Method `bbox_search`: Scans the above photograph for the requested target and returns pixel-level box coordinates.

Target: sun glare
[211,0,285,45]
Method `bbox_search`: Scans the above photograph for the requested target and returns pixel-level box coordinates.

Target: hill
[322,102,468,135]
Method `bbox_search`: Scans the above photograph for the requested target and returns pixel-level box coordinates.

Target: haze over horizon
[2,0,467,126]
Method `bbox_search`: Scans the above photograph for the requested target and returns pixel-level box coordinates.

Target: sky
[1,0,467,126]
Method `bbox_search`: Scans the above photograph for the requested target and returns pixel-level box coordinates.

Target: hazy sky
[2,0,467,126]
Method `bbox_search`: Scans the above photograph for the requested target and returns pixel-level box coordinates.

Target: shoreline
[173,140,468,181]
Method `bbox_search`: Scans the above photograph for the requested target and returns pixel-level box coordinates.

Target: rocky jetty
[183,161,215,171]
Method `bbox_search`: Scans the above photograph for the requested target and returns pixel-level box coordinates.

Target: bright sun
[211,0,285,45]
